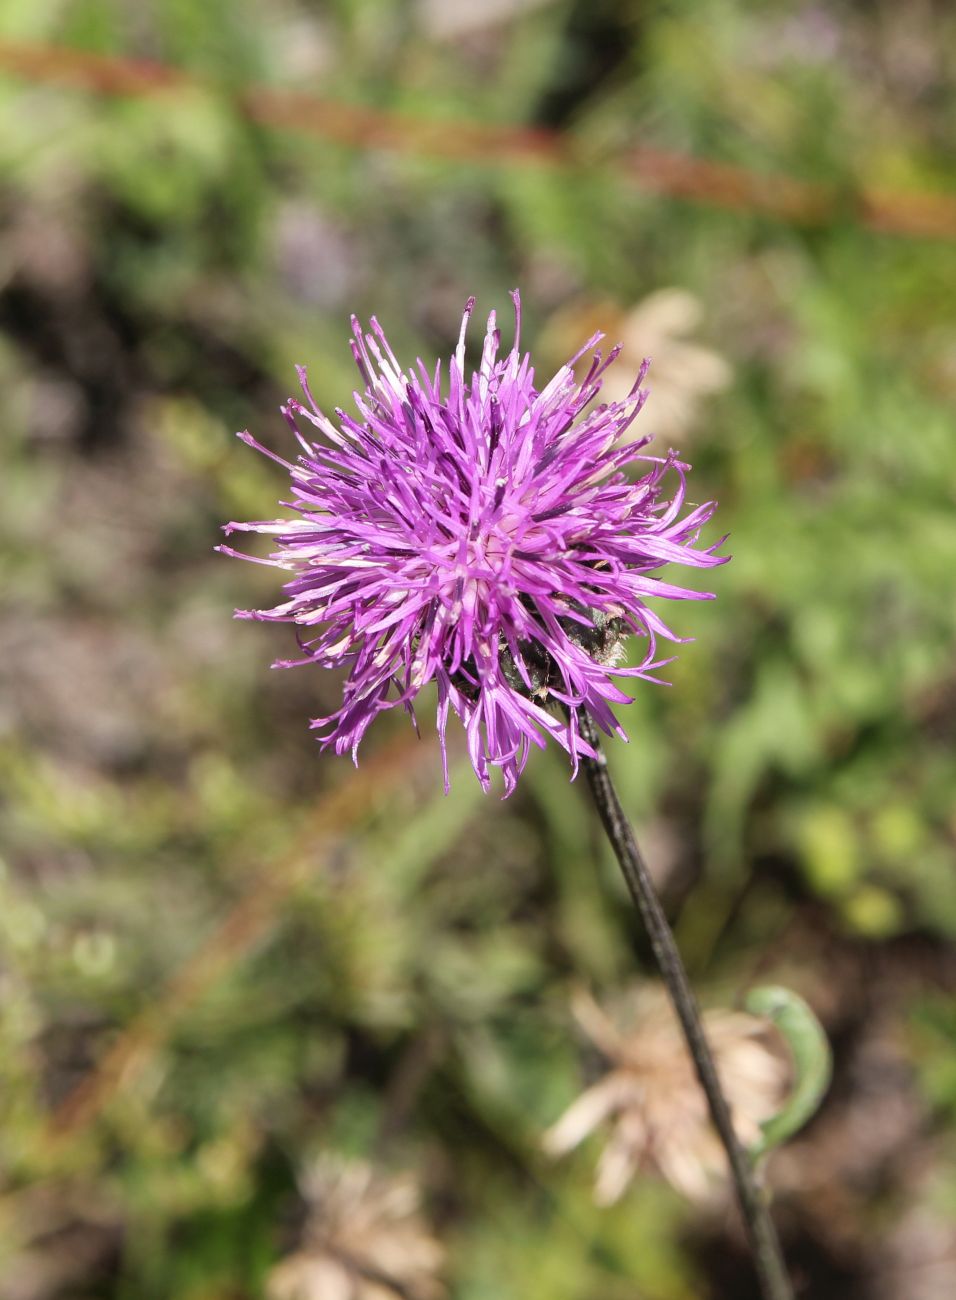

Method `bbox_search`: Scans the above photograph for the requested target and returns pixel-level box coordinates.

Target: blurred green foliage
[1,1,955,1297]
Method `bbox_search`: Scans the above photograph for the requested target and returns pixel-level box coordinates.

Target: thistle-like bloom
[221,294,725,793]
[543,987,790,1205]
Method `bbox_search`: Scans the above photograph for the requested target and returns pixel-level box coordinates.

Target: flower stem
[575,710,794,1300]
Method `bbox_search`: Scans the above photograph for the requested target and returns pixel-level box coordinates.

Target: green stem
[576,711,794,1300]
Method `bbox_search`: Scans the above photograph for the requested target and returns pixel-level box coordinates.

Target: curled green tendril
[745,984,832,1163]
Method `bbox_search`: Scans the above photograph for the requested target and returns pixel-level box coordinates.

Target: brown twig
[2,39,955,239]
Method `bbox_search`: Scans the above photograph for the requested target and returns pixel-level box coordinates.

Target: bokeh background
[2,2,956,1297]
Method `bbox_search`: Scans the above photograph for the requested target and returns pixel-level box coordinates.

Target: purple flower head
[220,293,726,795]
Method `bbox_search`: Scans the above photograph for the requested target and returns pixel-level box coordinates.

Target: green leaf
[744,985,832,1162]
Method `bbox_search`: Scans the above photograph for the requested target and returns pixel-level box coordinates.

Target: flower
[221,293,725,793]
[267,1158,445,1300]
[543,986,790,1205]
[541,289,731,443]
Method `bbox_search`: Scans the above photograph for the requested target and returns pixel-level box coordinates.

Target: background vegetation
[1,1,955,1296]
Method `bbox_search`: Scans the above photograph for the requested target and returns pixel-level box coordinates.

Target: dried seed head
[544,985,791,1205]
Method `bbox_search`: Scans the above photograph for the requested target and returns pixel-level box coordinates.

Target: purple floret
[220,292,726,794]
